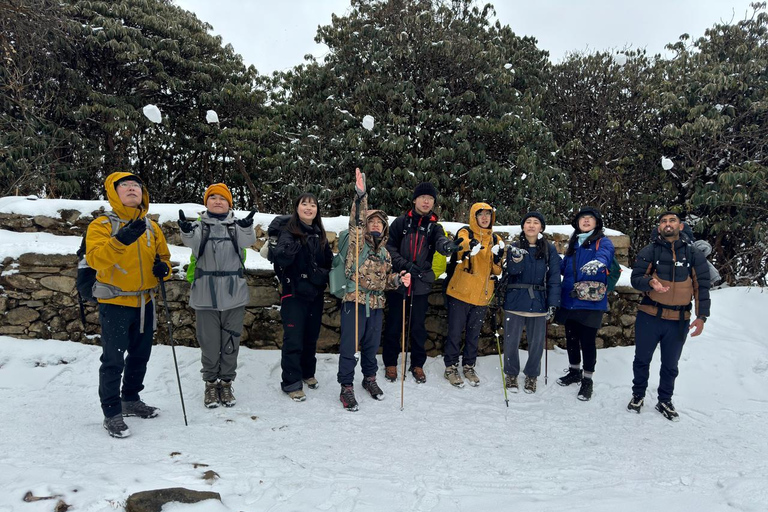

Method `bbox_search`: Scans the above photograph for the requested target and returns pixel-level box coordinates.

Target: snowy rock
[362,115,375,131]
[142,104,162,124]
[206,110,219,124]
[661,157,674,170]
[125,488,221,512]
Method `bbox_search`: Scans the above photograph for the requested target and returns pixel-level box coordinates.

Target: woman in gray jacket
[179,183,256,408]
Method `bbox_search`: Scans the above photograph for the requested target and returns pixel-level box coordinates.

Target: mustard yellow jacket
[85,171,171,307]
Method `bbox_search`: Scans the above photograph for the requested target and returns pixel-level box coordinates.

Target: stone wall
[0,211,641,354]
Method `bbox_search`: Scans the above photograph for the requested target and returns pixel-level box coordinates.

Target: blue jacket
[560,236,615,311]
[503,241,562,313]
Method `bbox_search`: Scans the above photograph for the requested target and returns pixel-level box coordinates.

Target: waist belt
[508,283,545,299]
[195,269,244,278]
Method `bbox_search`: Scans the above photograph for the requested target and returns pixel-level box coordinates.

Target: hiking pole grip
[159,276,188,426]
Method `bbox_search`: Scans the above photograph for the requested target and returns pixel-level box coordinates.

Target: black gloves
[444,237,464,254]
[236,210,256,228]
[546,306,558,321]
[152,257,170,278]
[115,218,146,246]
[178,210,194,233]
[468,238,480,251]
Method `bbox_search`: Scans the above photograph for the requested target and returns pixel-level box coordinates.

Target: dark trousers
[443,296,487,367]
[98,303,155,418]
[337,302,383,385]
[564,319,598,373]
[280,295,323,392]
[382,292,429,369]
[632,311,689,402]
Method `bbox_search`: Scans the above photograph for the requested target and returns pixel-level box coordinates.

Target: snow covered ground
[1,286,767,511]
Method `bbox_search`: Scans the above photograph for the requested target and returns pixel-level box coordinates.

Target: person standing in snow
[86,171,172,438]
[178,183,256,409]
[502,212,562,394]
[381,182,462,384]
[442,203,503,388]
[555,207,615,401]
[627,211,711,421]
[337,168,411,410]
[273,192,333,402]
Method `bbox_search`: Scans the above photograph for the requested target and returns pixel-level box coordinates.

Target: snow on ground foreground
[0,287,767,511]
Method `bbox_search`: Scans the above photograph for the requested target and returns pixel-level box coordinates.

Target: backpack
[329,229,388,299]
[595,238,623,293]
[443,226,499,294]
[185,219,246,284]
[258,215,292,269]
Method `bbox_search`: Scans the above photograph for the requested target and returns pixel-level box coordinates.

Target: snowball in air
[362,115,374,131]
[142,104,162,124]
[661,157,674,170]
[206,110,219,124]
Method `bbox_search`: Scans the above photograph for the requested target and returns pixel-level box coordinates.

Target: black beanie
[571,206,603,231]
[412,182,438,201]
[521,211,546,231]
[114,174,143,190]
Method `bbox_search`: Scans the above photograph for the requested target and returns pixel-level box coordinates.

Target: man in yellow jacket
[86,171,172,438]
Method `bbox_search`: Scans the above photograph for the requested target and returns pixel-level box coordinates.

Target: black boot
[557,368,583,387]
[577,377,593,401]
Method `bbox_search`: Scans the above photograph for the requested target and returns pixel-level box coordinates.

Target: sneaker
[577,377,593,401]
[462,364,480,387]
[557,368,583,387]
[410,366,426,384]
[385,366,398,382]
[505,375,519,393]
[122,400,159,418]
[444,364,465,388]
[103,414,131,438]
[362,375,384,400]
[524,376,537,394]
[627,394,644,413]
[219,380,236,407]
[340,385,359,411]
[287,389,306,402]
[204,381,220,409]
[655,400,680,421]
[303,377,319,389]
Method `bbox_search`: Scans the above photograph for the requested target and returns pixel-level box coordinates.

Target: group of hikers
[84,170,712,438]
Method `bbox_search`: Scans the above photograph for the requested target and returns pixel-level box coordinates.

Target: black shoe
[655,400,680,421]
[577,377,593,401]
[340,385,359,411]
[103,414,131,438]
[122,400,159,418]
[362,376,384,400]
[627,394,644,413]
[557,368,583,387]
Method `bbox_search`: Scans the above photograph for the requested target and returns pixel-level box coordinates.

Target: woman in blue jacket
[556,207,615,401]
[503,212,562,394]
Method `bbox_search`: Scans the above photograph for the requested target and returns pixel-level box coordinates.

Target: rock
[18,253,76,267]
[59,209,81,223]
[248,285,279,308]
[40,275,76,293]
[620,314,636,327]
[1,274,40,291]
[124,488,221,512]
[0,325,26,334]
[597,325,623,340]
[5,306,40,325]
[0,297,7,313]
[32,215,58,229]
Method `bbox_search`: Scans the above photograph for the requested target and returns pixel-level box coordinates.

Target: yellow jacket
[85,171,171,307]
[446,202,502,306]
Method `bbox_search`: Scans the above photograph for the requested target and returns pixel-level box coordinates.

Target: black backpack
[259,215,292,271]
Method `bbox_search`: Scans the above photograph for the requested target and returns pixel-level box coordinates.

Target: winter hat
[657,210,683,222]
[412,182,438,201]
[521,211,546,231]
[571,206,603,231]
[204,183,233,207]
[113,174,143,189]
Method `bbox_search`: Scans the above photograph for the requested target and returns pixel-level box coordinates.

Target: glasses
[117,181,142,189]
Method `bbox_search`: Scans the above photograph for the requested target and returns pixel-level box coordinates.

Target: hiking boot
[505,375,519,393]
[303,377,319,389]
[627,394,644,413]
[410,366,426,384]
[385,366,398,382]
[103,414,131,438]
[362,375,384,400]
[204,380,220,409]
[219,380,236,407]
[444,364,465,388]
[577,377,593,401]
[557,368,583,387]
[524,376,537,394]
[462,364,480,387]
[655,400,680,421]
[122,400,159,418]
[340,385,359,411]
[287,389,306,402]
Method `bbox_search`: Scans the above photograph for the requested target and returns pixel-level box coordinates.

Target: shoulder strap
[196,222,211,260]
[227,223,245,268]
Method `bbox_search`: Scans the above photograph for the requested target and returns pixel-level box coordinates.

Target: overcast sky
[174,0,757,75]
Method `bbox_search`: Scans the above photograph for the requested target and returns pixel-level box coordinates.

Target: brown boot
[410,366,426,384]
[385,366,398,382]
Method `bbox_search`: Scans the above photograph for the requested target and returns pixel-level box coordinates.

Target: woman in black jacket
[273,193,333,402]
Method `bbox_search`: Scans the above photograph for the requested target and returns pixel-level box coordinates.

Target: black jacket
[274,222,333,301]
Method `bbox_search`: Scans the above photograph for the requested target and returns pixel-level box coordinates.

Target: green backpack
[329,229,388,299]
[596,237,622,293]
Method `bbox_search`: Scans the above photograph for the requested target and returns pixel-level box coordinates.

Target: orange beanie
[204,183,233,206]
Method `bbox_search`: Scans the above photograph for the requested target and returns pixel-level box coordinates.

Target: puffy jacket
[85,171,171,308]
[503,239,562,313]
[446,202,503,306]
[274,220,333,303]
[560,235,615,312]
[181,211,256,311]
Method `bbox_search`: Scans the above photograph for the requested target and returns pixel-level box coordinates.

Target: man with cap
[627,211,711,421]
[382,182,462,383]
[86,171,172,438]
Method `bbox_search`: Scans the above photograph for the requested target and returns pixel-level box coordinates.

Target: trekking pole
[400,293,407,411]
[158,275,188,426]
[491,303,509,407]
[544,320,549,386]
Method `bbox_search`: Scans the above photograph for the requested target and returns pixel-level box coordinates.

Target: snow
[361,115,374,131]
[0,286,767,510]
[142,104,163,124]
[205,110,219,124]
[661,156,674,170]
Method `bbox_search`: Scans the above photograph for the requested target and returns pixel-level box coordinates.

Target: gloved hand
[580,260,606,276]
[236,210,256,228]
[468,238,480,250]
[115,218,146,246]
[508,246,526,260]
[355,167,366,198]
[444,237,464,254]
[491,240,505,265]
[546,306,558,321]
[152,257,170,278]
[178,210,194,233]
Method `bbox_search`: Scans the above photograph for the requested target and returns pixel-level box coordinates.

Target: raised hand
[178,210,194,233]
[355,167,366,198]
[236,210,256,228]
[580,260,606,276]
[444,237,464,254]
[115,218,146,246]
[508,246,526,259]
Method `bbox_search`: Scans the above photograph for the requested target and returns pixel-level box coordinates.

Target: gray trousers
[503,312,547,378]
[196,306,245,382]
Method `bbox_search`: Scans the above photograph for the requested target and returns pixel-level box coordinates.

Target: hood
[105,171,149,221]
[365,209,389,244]
[468,202,495,234]
[571,206,603,232]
